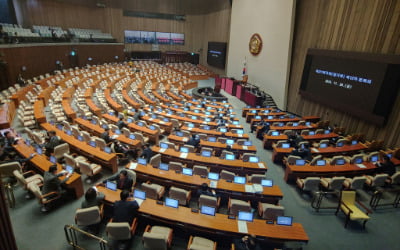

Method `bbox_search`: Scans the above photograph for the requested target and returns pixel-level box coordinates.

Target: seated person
[290,145,302,158]
[101,127,114,145]
[140,143,154,162]
[116,117,128,130]
[258,122,270,139]
[81,187,105,208]
[133,109,143,121]
[44,130,61,156]
[196,183,216,197]
[42,165,72,211]
[0,131,17,160]
[103,170,133,191]
[187,134,200,148]
[287,135,297,148]
[376,155,396,176]
[233,235,260,250]
[113,190,139,225]
[114,141,138,160]
[301,144,312,161]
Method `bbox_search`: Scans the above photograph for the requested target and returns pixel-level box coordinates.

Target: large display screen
[207,42,227,69]
[125,30,184,45]
[299,49,400,125]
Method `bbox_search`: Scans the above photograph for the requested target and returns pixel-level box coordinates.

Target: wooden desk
[126,163,282,203]
[199,140,257,155]
[263,133,339,149]
[141,115,173,134]
[97,186,308,243]
[33,100,46,123]
[181,126,223,137]
[152,146,267,175]
[41,123,118,173]
[14,141,84,198]
[0,103,15,129]
[242,108,275,118]
[270,124,317,131]
[284,161,377,183]
[224,132,250,140]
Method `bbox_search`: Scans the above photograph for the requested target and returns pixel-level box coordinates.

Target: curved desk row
[263,132,339,149]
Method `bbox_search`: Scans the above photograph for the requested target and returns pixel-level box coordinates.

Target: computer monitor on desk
[165,197,179,208]
[234,176,246,184]
[200,205,216,216]
[106,181,117,191]
[281,143,290,149]
[238,211,254,222]
[276,216,293,226]
[180,147,189,153]
[182,168,193,176]
[138,158,147,166]
[208,172,219,181]
[159,163,169,171]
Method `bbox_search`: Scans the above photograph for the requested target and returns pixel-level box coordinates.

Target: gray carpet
[7,78,400,250]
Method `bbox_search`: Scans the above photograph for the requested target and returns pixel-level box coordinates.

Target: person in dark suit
[140,143,154,162]
[44,131,61,156]
[42,165,72,212]
[196,183,216,197]
[187,134,200,148]
[377,155,396,176]
[301,144,312,161]
[100,127,114,144]
[81,187,105,208]
[116,117,128,130]
[113,190,139,225]
[0,131,17,160]
[103,170,133,191]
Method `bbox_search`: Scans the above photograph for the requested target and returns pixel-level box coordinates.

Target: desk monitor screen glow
[129,134,136,140]
[370,155,378,162]
[89,141,96,148]
[205,118,211,122]
[182,168,193,176]
[205,112,211,116]
[104,147,112,154]
[163,118,169,122]
[387,153,392,159]
[336,142,344,147]
[244,141,252,146]
[324,130,330,134]
[36,147,43,155]
[201,151,212,157]
[234,176,246,184]
[317,160,326,166]
[149,125,156,130]
[271,131,279,136]
[66,165,74,174]
[309,131,315,135]
[137,122,144,127]
[249,156,259,163]
[115,129,121,135]
[261,179,273,187]
[236,130,244,135]
[354,157,363,164]
[281,143,290,148]
[219,128,227,133]
[336,159,345,165]
[208,172,219,181]
[208,137,216,142]
[159,163,169,171]
[127,118,133,123]
[296,159,306,166]
[138,158,147,165]
[255,116,261,119]
[91,119,97,125]
[49,155,57,164]
[238,211,253,222]
[180,147,189,153]
[191,116,197,120]
[319,143,328,148]
[200,205,216,216]
[133,189,146,200]
[293,123,299,127]
[276,216,293,226]
[203,125,210,130]
[106,181,117,191]
[251,110,257,113]
[160,142,169,149]
[165,197,179,208]
[233,121,239,125]
[194,109,200,113]
[351,140,358,145]
[184,107,189,111]
[56,124,63,130]
[66,130,72,136]
[226,139,234,145]
[102,124,108,129]
[77,135,83,141]
[188,123,194,128]
[176,131,184,137]
[151,114,157,119]
[225,154,235,160]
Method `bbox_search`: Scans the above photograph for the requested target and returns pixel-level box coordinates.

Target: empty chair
[220,170,235,182]
[77,161,102,183]
[217,137,226,144]
[122,127,130,137]
[187,235,217,250]
[296,177,321,192]
[198,194,220,209]
[182,144,195,153]
[242,153,257,162]
[75,206,102,228]
[29,183,61,212]
[343,176,367,190]
[142,225,173,250]
[133,132,149,146]
[336,138,347,147]
[220,150,235,160]
[275,140,288,148]
[169,161,184,172]
[149,154,161,167]
[320,176,346,191]
[349,154,365,164]
[95,137,107,150]
[106,218,138,241]
[81,131,93,143]
[315,129,324,134]
[193,165,209,176]
[0,162,23,180]
[200,147,213,156]
[169,186,191,206]
[258,202,285,220]
[161,141,176,150]
[309,155,323,166]
[197,133,207,140]
[330,156,347,165]
[228,198,251,216]
[53,143,70,161]
[286,155,302,165]
[335,191,371,228]
[141,182,165,200]
[125,169,137,189]
[301,130,310,136]
[247,174,265,184]
[386,171,400,186]
[365,174,389,188]
[171,118,180,129]
[13,169,43,198]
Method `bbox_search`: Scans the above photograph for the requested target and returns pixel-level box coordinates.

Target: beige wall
[226,0,295,108]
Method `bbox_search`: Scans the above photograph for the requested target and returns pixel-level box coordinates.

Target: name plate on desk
[159,121,166,124]
[210,181,218,188]
[238,134,242,137]
[245,184,255,193]
[253,184,263,193]
[187,127,192,130]
[237,220,248,233]
[129,162,137,169]
[242,146,248,150]
[356,163,367,169]
[159,148,167,153]
[258,163,266,168]
[312,148,319,153]
[180,153,188,159]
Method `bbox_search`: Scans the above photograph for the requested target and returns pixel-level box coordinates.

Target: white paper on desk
[242,146,248,150]
[159,148,167,153]
[129,163,137,169]
[238,134,242,137]
[111,135,119,139]
[148,118,153,121]
[245,185,255,193]
[356,163,367,169]
[210,181,218,188]
[135,198,144,207]
[258,163,266,168]
[180,153,188,158]
[159,121,165,124]
[187,127,192,130]
[237,220,248,233]
[253,184,263,193]
[312,148,319,153]
[183,138,188,142]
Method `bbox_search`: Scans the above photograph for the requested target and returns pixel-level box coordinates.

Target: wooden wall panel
[288,0,400,147]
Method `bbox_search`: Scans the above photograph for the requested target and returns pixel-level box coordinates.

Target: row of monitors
[248,108,282,113]
[278,140,358,149]
[103,186,291,224]
[124,30,184,45]
[293,154,386,166]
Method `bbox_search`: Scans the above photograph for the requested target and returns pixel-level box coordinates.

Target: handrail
[311,191,339,212]
[64,224,108,250]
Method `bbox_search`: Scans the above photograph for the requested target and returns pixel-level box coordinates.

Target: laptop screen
[200,205,216,216]
[106,181,117,191]
[255,116,262,119]
[292,123,299,127]
[308,131,315,135]
[324,130,330,134]
[261,179,273,187]
[129,134,136,140]
[127,118,133,123]
[57,124,63,130]
[151,114,157,119]
[163,118,169,122]
[208,172,219,181]
[387,153,392,159]
[176,131,184,137]
[238,211,253,222]
[165,197,179,208]
[137,122,144,127]
[281,143,290,148]
[271,131,279,136]
[234,176,246,184]
[180,147,189,153]
[319,143,328,148]
[219,128,227,133]
[226,139,234,145]
[237,130,244,135]
[203,126,210,130]
[201,151,212,157]
[370,155,378,162]
[296,159,306,166]
[66,165,74,174]
[115,129,121,135]
[182,168,193,176]
[133,189,146,200]
[159,163,169,171]
[249,156,259,163]
[138,158,147,165]
[208,137,216,142]
[276,216,293,226]
[225,154,235,160]
[36,147,43,155]
[191,116,197,120]
[149,125,156,130]
[316,160,326,166]
[351,140,358,145]
[50,155,57,164]
[233,121,239,125]
[102,124,108,129]
[251,110,257,113]
[354,157,363,164]
[77,135,83,141]
[91,119,97,125]
[25,139,31,146]
[104,147,112,153]
[336,142,344,147]
[89,141,96,148]
[188,123,195,128]
[244,141,252,146]
[305,122,311,126]
[336,159,345,165]
[66,130,72,136]
[160,142,169,149]
[205,118,211,122]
